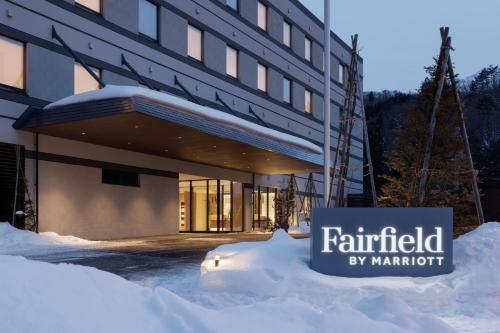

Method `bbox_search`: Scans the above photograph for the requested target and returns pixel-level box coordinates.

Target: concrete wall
[38,161,178,240]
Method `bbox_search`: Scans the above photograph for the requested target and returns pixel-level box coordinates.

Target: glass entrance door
[178,177,244,232]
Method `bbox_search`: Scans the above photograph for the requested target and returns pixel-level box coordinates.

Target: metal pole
[323,0,331,207]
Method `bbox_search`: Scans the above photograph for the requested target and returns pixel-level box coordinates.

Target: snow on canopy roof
[45,85,323,155]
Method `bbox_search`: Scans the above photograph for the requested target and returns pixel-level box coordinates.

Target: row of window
[77,0,343,83]
[0,34,100,94]
[0,32,313,114]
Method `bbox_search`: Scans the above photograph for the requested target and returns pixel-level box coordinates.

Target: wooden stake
[417,29,452,205]
[447,55,485,225]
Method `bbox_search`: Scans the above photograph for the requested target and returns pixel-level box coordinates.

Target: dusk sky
[299,0,500,92]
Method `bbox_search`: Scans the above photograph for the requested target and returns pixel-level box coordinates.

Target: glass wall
[178,181,190,231]
[253,186,277,230]
[232,182,243,231]
[191,180,207,231]
[208,180,218,231]
[178,178,244,232]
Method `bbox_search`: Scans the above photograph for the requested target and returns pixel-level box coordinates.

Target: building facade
[0,0,364,240]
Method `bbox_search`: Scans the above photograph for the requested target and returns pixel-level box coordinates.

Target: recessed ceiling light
[178,136,183,139]
[134,125,139,129]
[127,142,132,145]
[81,132,86,135]
[242,152,246,155]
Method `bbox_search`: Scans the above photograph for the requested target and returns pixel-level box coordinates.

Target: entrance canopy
[14,86,323,174]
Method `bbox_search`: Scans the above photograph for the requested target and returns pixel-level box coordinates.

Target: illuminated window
[75,0,101,13]
[0,35,24,90]
[305,37,312,62]
[257,63,267,92]
[305,89,312,113]
[283,78,291,104]
[188,25,203,61]
[257,1,267,31]
[226,46,239,78]
[139,0,158,40]
[283,21,291,47]
[227,0,238,11]
[74,63,101,94]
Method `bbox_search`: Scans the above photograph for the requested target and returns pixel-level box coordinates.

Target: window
[283,21,291,47]
[305,90,312,113]
[257,1,267,31]
[0,35,24,90]
[305,37,312,62]
[187,25,203,61]
[75,0,101,13]
[339,63,346,84]
[102,169,140,187]
[257,63,267,92]
[226,46,239,78]
[139,0,158,40]
[283,78,291,104]
[227,0,238,11]
[74,63,101,94]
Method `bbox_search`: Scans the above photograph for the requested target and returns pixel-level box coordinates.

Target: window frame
[0,35,26,92]
[102,169,140,188]
[339,63,346,85]
[74,63,102,94]
[74,0,102,14]
[226,0,239,12]
[257,1,268,31]
[226,45,239,79]
[257,63,268,93]
[187,24,204,62]
[283,21,292,48]
[138,0,159,41]
[304,89,313,114]
[305,37,312,62]
[282,77,292,104]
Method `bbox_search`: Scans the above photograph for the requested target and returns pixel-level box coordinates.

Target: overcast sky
[299,0,500,92]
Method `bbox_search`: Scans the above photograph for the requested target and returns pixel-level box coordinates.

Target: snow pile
[44,85,322,154]
[1,223,498,332]
[0,222,97,252]
[200,223,500,333]
[288,220,311,234]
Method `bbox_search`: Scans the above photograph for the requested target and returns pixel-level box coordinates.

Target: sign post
[311,208,453,277]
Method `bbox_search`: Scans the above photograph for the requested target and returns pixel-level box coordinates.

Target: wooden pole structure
[357,72,378,207]
[328,35,359,207]
[417,28,451,205]
[323,0,331,207]
[446,49,485,225]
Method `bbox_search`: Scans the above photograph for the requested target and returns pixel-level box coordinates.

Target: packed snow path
[1,222,499,333]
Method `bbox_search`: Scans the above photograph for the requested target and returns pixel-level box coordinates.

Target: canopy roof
[15,86,323,174]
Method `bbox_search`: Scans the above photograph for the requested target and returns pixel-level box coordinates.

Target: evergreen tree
[380,60,477,237]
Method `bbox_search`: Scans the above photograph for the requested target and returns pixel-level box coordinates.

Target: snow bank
[0,222,97,252]
[44,85,323,154]
[288,220,311,234]
[200,223,500,333]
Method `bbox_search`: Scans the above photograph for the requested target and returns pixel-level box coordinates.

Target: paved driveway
[25,232,309,284]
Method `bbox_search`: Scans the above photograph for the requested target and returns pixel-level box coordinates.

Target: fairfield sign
[310,208,453,277]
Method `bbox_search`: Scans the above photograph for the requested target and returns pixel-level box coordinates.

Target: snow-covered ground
[1,221,499,333]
